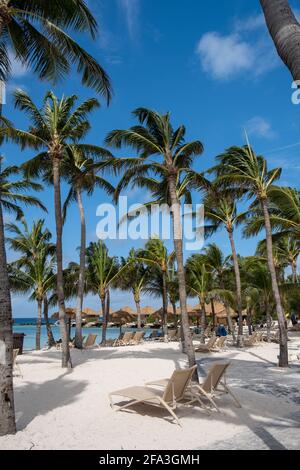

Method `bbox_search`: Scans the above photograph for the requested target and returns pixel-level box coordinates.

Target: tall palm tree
[9,248,56,350]
[0,157,45,436]
[167,261,179,322]
[138,238,174,337]
[62,146,114,348]
[86,241,128,344]
[215,144,288,367]
[202,243,236,338]
[6,218,56,346]
[260,0,300,83]
[0,0,112,100]
[106,108,204,371]
[203,194,246,346]
[118,249,149,329]
[186,256,213,344]
[3,89,104,367]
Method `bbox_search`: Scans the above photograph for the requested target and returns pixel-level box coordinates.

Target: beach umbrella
[140,306,155,316]
[109,308,136,334]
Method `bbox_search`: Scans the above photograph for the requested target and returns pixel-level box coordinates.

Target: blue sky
[3,0,300,317]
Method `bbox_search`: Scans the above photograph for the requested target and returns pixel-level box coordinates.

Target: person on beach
[216,324,228,337]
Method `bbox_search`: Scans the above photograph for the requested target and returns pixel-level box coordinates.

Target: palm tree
[260,0,300,83]
[3,89,104,367]
[215,144,288,367]
[9,248,56,350]
[0,0,112,100]
[106,108,204,370]
[118,249,149,329]
[62,146,114,348]
[186,256,213,343]
[6,218,56,347]
[167,261,179,323]
[138,238,174,337]
[243,258,275,342]
[203,194,246,346]
[202,243,236,338]
[86,241,128,344]
[0,157,45,436]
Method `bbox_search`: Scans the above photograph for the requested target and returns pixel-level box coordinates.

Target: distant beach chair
[109,365,198,426]
[13,349,22,378]
[166,330,177,342]
[114,331,134,346]
[244,331,260,347]
[130,331,145,345]
[191,362,241,412]
[83,334,98,349]
[215,336,227,350]
[147,330,159,341]
[195,335,218,353]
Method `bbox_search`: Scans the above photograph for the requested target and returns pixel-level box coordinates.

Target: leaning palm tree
[3,89,104,368]
[203,193,246,346]
[6,218,56,346]
[118,249,149,329]
[106,108,204,370]
[9,248,56,350]
[215,144,288,367]
[0,157,45,436]
[260,0,300,84]
[0,0,112,100]
[62,145,114,348]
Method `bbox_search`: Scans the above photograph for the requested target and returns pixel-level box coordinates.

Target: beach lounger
[83,334,99,349]
[195,335,218,353]
[130,331,145,345]
[215,336,227,350]
[166,330,177,342]
[114,331,134,346]
[190,362,241,412]
[109,365,198,426]
[244,332,260,347]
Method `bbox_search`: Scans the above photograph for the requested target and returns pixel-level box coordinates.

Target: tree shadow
[14,371,88,431]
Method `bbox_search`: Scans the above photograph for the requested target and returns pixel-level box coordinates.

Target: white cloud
[245,117,276,139]
[196,32,255,80]
[196,13,279,81]
[118,0,140,39]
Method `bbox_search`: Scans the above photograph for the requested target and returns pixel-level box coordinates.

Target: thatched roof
[51,307,100,319]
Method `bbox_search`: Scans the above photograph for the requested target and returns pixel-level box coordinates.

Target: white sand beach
[1,334,300,451]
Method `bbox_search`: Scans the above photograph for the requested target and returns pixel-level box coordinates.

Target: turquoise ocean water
[13,318,152,350]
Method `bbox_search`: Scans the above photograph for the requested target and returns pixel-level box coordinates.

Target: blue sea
[13,318,152,350]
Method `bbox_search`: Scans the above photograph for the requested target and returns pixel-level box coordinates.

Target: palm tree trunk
[75,186,85,349]
[52,156,71,368]
[291,261,298,283]
[247,307,253,336]
[266,308,272,343]
[36,299,42,350]
[43,296,56,348]
[260,0,300,82]
[220,278,236,340]
[162,270,168,338]
[171,302,177,325]
[134,292,142,329]
[200,301,206,344]
[100,294,107,344]
[168,173,196,371]
[228,230,244,347]
[211,299,216,328]
[262,198,288,367]
[0,198,16,436]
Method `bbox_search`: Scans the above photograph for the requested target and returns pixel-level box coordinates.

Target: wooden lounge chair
[166,330,177,342]
[109,365,198,426]
[244,332,260,347]
[215,336,227,350]
[83,334,98,349]
[130,331,145,345]
[13,349,22,378]
[114,331,134,346]
[195,335,218,353]
[191,362,241,412]
[147,329,158,341]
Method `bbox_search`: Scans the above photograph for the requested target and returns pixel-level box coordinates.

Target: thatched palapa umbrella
[109,306,136,334]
